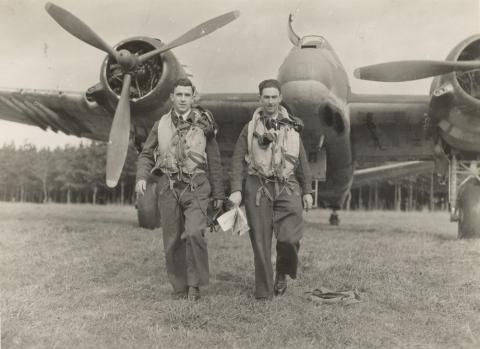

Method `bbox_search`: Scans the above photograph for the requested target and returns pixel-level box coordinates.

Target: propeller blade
[45,2,117,58]
[354,60,480,82]
[139,10,240,63]
[106,74,132,188]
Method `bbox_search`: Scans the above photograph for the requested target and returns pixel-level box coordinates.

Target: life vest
[154,108,210,175]
[245,106,300,180]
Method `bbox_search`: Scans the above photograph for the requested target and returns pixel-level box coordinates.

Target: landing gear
[448,156,480,238]
[457,180,480,238]
[136,177,161,229]
[329,209,340,225]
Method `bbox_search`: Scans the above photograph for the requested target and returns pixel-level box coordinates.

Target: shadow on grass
[211,270,253,296]
[434,233,458,241]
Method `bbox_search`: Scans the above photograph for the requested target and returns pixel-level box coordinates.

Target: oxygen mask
[258,132,275,149]
[264,117,279,130]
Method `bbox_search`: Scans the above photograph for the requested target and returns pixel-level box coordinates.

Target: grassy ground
[1,203,479,348]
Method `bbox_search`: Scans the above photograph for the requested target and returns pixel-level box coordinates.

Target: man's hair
[172,77,196,94]
[258,79,281,95]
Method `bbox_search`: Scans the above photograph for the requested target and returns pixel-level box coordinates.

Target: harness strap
[178,184,190,200]
[270,134,278,176]
[187,151,206,166]
[157,176,180,202]
[253,131,262,139]
[252,174,298,203]
[160,172,201,203]
[275,179,295,199]
[255,175,274,206]
[284,153,298,166]
[188,173,198,192]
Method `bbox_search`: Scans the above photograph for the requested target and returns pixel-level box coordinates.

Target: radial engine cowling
[432,35,480,154]
[91,37,186,114]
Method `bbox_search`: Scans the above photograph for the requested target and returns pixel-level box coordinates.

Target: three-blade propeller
[45,2,239,187]
[354,59,480,82]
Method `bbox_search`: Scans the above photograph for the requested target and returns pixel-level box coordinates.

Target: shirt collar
[180,110,191,121]
[171,108,192,122]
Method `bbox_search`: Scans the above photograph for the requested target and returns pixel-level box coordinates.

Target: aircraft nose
[280,79,348,151]
[281,80,330,149]
[281,79,330,107]
[280,62,333,89]
[278,48,336,88]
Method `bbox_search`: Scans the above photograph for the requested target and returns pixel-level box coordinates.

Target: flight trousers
[156,173,211,293]
[244,175,304,299]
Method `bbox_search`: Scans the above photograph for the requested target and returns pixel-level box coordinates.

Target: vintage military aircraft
[0,3,478,238]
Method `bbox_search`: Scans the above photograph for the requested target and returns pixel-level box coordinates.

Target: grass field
[1,203,479,348]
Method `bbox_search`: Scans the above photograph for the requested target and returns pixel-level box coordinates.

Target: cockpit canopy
[300,35,326,49]
[288,14,327,49]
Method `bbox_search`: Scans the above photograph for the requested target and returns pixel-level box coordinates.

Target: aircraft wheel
[137,178,161,229]
[457,179,480,239]
[329,211,340,225]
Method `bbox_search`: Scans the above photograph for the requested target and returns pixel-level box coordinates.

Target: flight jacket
[136,111,225,200]
[230,123,313,195]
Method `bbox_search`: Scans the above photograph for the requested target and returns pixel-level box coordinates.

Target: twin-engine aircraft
[1,3,479,238]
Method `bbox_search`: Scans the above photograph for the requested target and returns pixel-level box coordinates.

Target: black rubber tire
[457,179,480,239]
[137,178,161,229]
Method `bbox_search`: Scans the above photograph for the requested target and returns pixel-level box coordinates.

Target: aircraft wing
[349,93,432,162]
[0,88,433,165]
[352,161,434,188]
[199,93,259,157]
[0,88,258,155]
[0,88,112,141]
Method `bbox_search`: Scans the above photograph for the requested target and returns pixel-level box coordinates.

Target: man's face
[260,87,282,116]
[171,85,194,114]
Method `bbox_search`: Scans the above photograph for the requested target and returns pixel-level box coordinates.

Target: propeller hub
[117,49,138,70]
[104,38,163,99]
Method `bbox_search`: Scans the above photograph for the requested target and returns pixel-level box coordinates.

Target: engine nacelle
[87,36,187,117]
[430,35,480,155]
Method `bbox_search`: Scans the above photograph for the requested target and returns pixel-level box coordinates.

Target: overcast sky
[0,0,478,148]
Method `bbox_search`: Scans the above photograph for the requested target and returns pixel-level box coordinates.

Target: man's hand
[302,194,313,211]
[135,180,147,196]
[213,199,223,210]
[228,191,242,207]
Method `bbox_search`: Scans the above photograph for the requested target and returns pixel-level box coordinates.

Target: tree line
[1,141,447,210]
[0,141,138,205]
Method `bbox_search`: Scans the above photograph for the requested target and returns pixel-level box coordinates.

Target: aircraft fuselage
[277,36,353,208]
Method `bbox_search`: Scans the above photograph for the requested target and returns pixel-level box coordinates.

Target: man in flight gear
[136,78,224,301]
[229,79,313,300]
